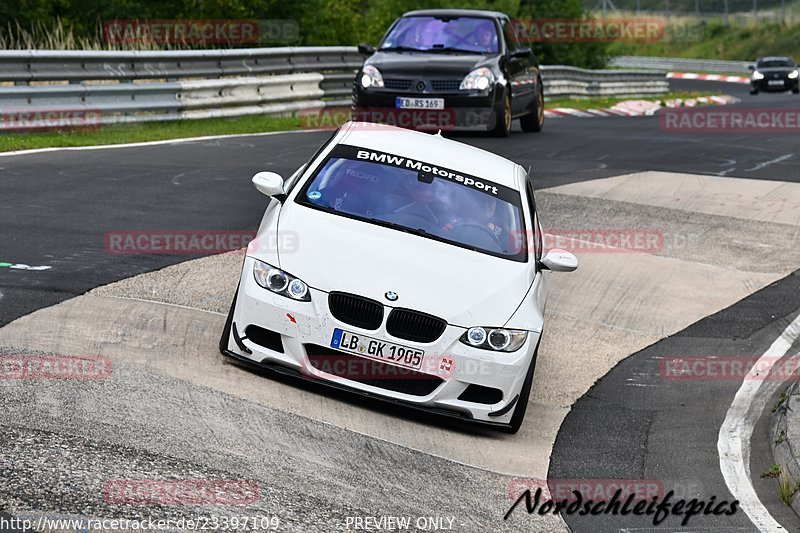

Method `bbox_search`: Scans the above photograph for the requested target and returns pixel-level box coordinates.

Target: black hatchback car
[749,56,799,94]
[352,9,544,136]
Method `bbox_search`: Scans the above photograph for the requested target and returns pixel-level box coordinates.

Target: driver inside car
[441,195,506,239]
[470,22,497,52]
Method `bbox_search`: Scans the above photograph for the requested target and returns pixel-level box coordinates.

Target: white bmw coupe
[220,121,577,433]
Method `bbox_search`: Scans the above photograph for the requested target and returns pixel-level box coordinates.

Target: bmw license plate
[768,79,785,86]
[330,328,424,369]
[395,97,444,110]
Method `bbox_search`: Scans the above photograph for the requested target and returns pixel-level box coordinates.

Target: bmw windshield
[380,16,499,54]
[297,145,526,261]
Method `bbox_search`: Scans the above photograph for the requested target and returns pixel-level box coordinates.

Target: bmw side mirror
[748,65,755,70]
[252,171,286,201]
[510,47,533,59]
[358,43,376,55]
[541,248,578,272]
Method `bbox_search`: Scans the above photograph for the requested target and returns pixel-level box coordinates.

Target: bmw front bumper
[222,256,539,428]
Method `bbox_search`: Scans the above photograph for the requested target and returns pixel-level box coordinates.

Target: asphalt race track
[1,78,799,532]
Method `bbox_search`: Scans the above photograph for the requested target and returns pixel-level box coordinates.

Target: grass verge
[779,472,800,505]
[0,114,301,153]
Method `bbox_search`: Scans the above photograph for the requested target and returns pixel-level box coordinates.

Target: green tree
[1,0,608,66]
[516,0,608,67]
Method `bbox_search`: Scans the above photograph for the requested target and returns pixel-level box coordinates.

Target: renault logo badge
[385,291,398,301]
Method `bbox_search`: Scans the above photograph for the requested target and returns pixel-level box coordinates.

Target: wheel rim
[504,96,511,131]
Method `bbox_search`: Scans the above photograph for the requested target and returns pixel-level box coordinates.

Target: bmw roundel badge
[385,291,398,301]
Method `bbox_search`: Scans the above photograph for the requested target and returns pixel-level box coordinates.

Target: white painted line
[718,311,800,532]
[94,293,227,316]
[0,262,52,271]
[746,154,793,172]
[0,129,320,159]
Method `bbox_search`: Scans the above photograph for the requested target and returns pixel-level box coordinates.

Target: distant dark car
[749,56,799,94]
[352,9,544,136]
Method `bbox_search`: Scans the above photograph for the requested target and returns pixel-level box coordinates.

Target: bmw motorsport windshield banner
[331,144,521,205]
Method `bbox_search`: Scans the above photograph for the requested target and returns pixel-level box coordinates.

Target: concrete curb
[545,94,738,119]
[667,72,750,84]
[770,380,800,515]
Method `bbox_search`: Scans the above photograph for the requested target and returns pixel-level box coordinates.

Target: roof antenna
[436,129,442,136]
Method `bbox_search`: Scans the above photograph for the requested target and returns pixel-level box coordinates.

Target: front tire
[491,91,512,137]
[520,80,544,133]
[503,340,540,434]
[750,88,759,95]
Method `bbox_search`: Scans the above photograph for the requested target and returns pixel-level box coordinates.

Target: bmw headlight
[752,71,765,80]
[460,326,527,352]
[253,259,311,302]
[460,68,494,91]
[360,65,384,88]
[789,70,799,79]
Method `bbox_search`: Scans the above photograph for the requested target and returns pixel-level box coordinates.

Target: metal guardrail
[0,47,364,83]
[0,47,668,129]
[610,56,754,73]
[541,65,668,97]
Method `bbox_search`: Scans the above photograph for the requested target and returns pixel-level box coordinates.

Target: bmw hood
[260,205,533,328]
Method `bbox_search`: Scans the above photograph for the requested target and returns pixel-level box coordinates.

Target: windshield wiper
[368,217,428,237]
[429,46,484,54]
